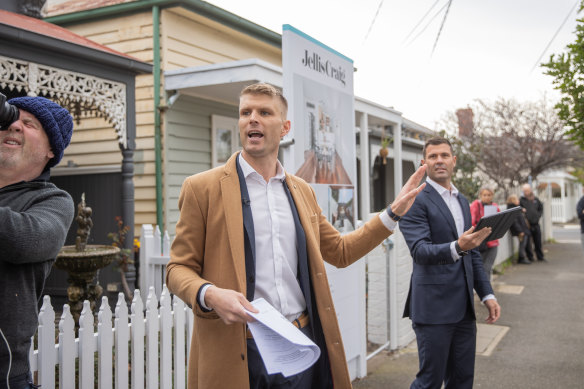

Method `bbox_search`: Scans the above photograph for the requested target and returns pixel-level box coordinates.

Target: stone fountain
[54,193,120,323]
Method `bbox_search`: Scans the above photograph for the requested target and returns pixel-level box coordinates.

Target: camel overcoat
[166,152,392,389]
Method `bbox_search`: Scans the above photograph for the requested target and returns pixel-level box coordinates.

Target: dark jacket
[577,196,584,233]
[507,203,531,237]
[0,171,74,382]
[520,195,544,226]
[399,183,494,325]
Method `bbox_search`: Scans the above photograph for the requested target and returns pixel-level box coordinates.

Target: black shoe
[517,259,532,265]
[538,258,548,262]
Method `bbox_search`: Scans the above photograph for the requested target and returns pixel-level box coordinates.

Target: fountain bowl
[55,245,120,273]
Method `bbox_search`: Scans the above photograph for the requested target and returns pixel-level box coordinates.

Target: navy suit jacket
[399,183,494,325]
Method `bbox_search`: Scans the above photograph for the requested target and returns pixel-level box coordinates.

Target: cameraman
[0,96,74,389]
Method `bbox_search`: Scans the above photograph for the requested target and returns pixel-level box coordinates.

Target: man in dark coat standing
[399,136,501,389]
[520,184,547,262]
[577,189,584,252]
[507,194,533,264]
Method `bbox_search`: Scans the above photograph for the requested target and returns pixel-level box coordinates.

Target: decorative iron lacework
[0,55,128,148]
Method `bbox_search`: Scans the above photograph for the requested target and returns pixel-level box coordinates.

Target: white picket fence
[139,224,171,303]
[29,286,193,389]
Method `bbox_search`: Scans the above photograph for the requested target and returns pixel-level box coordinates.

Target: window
[211,115,240,167]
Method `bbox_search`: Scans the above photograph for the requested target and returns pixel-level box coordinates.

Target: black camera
[0,92,20,130]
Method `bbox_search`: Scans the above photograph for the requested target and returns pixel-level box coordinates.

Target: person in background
[520,184,547,262]
[0,96,75,389]
[577,189,584,252]
[507,194,533,264]
[470,186,500,278]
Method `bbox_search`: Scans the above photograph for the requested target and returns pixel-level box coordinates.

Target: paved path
[353,224,584,389]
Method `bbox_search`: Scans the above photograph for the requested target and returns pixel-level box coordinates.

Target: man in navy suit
[399,137,501,389]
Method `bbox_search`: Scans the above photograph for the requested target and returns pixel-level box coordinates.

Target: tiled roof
[0,9,138,60]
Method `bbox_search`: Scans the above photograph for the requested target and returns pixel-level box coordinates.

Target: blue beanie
[8,96,74,169]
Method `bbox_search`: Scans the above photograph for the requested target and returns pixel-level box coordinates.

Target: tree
[571,167,584,184]
[542,2,584,149]
[440,97,584,198]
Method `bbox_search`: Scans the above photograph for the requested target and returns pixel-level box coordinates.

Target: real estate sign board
[282,24,357,231]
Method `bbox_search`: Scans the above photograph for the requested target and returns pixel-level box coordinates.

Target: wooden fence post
[79,301,94,388]
[98,296,113,389]
[58,305,75,389]
[160,286,172,389]
[114,293,129,389]
[145,287,159,389]
[130,291,144,389]
[38,296,55,389]
[139,224,154,303]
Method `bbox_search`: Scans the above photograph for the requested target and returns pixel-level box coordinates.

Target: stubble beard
[0,148,17,169]
[429,167,453,188]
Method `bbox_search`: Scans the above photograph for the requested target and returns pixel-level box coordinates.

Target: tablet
[474,206,523,242]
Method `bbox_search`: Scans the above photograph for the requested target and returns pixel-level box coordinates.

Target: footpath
[353,224,584,389]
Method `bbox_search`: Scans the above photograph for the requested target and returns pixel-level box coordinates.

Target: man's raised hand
[390,164,427,217]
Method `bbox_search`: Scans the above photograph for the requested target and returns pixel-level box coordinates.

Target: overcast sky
[207,0,580,130]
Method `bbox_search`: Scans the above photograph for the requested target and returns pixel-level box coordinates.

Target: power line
[430,0,453,58]
[363,0,385,44]
[530,0,580,73]
[405,1,449,48]
[402,0,443,44]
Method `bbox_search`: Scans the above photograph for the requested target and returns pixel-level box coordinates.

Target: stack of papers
[246,298,321,377]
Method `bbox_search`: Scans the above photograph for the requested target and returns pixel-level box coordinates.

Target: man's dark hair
[423,136,453,158]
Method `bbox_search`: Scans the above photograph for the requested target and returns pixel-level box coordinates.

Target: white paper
[483,205,498,217]
[245,298,320,377]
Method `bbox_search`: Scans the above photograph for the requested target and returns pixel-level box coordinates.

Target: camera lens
[0,92,20,130]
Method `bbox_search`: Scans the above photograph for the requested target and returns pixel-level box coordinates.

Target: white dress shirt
[425,177,495,302]
[200,154,398,316]
[238,154,306,321]
[425,177,465,260]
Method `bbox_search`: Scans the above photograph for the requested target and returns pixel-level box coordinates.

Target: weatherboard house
[0,0,151,305]
[42,0,435,378]
[45,0,434,239]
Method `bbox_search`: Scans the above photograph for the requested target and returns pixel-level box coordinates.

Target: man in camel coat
[166,83,427,389]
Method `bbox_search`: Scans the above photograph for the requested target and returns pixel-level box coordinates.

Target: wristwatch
[387,207,402,222]
[455,241,469,257]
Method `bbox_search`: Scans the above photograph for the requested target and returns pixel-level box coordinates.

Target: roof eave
[44,0,282,48]
[0,23,152,74]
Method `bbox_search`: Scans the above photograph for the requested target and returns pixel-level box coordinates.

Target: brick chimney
[455,107,474,137]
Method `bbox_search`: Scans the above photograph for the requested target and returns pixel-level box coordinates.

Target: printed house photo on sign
[293,78,353,186]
